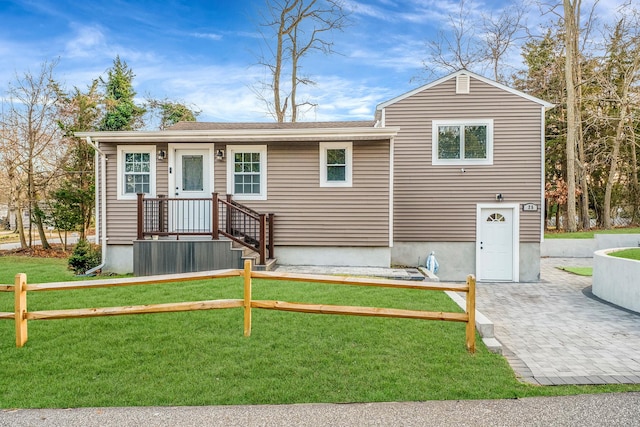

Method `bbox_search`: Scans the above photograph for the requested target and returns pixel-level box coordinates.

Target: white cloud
[191,32,223,41]
[64,25,108,58]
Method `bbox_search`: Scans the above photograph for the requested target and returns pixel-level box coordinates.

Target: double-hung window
[226,145,267,200]
[320,141,352,187]
[432,120,493,165]
[116,145,156,200]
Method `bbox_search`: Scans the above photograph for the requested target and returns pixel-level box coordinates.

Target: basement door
[172,149,211,232]
[476,205,519,282]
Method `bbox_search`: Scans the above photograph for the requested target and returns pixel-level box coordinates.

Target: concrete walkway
[476,257,640,385]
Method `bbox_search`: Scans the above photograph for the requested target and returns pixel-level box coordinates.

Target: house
[77,70,552,282]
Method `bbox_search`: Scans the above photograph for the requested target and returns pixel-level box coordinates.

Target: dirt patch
[0,244,71,258]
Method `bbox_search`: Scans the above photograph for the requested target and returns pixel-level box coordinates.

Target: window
[320,141,352,187]
[116,145,156,200]
[226,145,267,200]
[432,120,493,165]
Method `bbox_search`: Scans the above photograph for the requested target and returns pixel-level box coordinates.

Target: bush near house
[67,239,101,274]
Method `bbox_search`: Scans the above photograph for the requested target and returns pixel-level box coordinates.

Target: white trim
[168,143,215,199]
[226,145,267,201]
[376,70,555,111]
[432,119,494,165]
[116,145,156,200]
[540,106,546,243]
[76,127,400,143]
[389,136,394,247]
[319,141,352,187]
[476,203,520,282]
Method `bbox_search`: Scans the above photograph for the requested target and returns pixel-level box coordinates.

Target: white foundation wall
[276,246,391,267]
[105,245,134,274]
[392,242,474,281]
[392,242,540,282]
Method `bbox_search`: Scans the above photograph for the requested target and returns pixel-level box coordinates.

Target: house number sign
[522,203,538,212]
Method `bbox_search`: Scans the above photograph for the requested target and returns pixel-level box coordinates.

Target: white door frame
[476,203,519,282]
[167,143,215,198]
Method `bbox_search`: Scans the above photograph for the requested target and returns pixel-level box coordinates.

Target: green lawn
[557,266,593,276]
[1,256,638,408]
[609,248,640,260]
[545,227,640,239]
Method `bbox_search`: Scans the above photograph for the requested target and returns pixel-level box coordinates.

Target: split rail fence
[0,261,476,352]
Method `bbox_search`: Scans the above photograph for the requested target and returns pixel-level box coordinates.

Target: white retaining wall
[541,234,640,258]
[593,248,640,313]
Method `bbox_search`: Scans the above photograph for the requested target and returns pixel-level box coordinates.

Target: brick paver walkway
[476,257,640,385]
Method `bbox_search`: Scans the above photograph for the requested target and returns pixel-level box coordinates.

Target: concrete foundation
[392,242,474,282]
[276,246,390,267]
[393,242,541,282]
[105,245,134,274]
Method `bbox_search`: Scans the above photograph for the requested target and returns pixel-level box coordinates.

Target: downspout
[84,136,107,275]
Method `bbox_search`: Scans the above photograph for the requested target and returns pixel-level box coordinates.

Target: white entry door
[477,205,518,282]
[173,149,211,232]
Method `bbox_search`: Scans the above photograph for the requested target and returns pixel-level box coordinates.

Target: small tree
[68,239,101,274]
[99,56,145,131]
[145,99,200,130]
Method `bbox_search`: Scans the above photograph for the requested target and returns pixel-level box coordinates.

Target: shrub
[68,239,101,274]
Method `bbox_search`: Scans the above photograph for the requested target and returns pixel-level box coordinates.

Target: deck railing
[137,193,274,265]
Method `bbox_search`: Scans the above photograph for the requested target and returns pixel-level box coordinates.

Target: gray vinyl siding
[215,140,390,246]
[103,142,168,245]
[386,76,543,243]
[104,140,389,247]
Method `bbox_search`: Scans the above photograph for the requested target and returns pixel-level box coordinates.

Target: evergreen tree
[99,56,145,131]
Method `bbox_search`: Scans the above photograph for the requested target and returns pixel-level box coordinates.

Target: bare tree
[562,0,581,232]
[595,17,640,228]
[255,0,348,122]
[1,61,63,248]
[421,0,526,83]
[481,2,527,83]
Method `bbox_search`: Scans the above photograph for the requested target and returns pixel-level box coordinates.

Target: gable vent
[456,74,470,94]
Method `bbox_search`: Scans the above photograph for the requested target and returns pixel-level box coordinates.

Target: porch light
[216,149,225,161]
[157,150,167,160]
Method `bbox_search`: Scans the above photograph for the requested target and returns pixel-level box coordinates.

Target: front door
[477,205,518,282]
[173,149,211,232]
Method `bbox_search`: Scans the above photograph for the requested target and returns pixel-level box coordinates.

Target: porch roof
[76,121,399,143]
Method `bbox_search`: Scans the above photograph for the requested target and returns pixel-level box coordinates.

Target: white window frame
[116,145,156,200]
[432,119,493,166]
[320,141,352,187]
[226,145,267,201]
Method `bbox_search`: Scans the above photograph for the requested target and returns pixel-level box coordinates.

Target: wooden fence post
[465,274,476,353]
[14,273,27,348]
[243,259,252,337]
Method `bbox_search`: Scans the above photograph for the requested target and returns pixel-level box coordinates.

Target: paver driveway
[476,257,640,385]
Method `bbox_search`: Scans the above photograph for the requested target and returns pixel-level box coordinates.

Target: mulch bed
[0,244,72,258]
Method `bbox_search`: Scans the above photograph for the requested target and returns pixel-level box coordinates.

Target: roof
[169,120,375,130]
[376,69,555,111]
[75,121,398,143]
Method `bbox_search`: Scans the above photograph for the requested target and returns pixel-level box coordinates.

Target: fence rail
[1,261,476,352]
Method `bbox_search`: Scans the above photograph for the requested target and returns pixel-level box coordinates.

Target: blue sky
[0,0,620,124]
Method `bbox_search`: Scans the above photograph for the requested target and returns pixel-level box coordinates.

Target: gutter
[83,136,107,275]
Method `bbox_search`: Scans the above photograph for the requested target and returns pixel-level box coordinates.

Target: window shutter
[456,74,470,94]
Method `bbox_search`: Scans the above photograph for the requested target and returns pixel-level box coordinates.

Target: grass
[1,258,639,408]
[557,266,593,276]
[609,248,640,261]
[544,226,640,239]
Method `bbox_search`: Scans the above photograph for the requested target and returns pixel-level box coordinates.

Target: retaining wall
[593,248,640,313]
